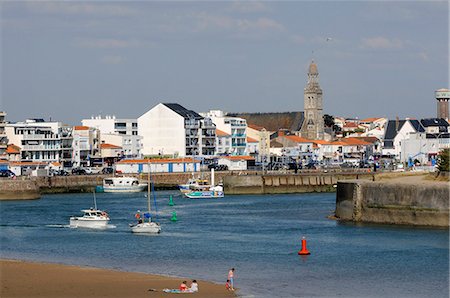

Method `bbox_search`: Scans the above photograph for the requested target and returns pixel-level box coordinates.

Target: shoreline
[0,259,237,298]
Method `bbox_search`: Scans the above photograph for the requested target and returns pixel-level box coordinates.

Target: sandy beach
[0,259,237,298]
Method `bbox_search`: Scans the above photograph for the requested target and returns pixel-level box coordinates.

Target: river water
[0,191,448,297]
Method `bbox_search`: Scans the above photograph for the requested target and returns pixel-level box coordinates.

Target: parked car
[101,167,114,174]
[71,168,87,175]
[0,169,16,178]
[49,169,69,176]
[208,164,228,171]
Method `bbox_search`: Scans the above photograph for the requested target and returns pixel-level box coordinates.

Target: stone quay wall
[335,180,449,227]
[0,171,374,200]
[223,172,374,194]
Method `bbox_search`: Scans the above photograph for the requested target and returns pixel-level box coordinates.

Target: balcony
[23,134,59,140]
[22,145,61,151]
[231,133,245,137]
[232,142,246,147]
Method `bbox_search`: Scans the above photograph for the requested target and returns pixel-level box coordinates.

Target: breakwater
[335,180,450,227]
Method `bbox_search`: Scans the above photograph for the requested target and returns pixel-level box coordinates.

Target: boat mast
[93,190,97,210]
[147,161,151,217]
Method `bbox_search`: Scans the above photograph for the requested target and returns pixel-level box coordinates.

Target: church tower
[300,60,324,140]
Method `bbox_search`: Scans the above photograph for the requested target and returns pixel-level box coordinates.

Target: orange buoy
[298,237,311,255]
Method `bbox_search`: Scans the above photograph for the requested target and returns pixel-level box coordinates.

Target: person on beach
[179,281,188,292]
[225,280,232,291]
[188,280,198,292]
[227,268,235,291]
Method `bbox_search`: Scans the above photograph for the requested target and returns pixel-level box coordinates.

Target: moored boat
[103,177,147,193]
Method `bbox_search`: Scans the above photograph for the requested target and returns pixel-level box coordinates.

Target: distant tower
[300,60,324,140]
[436,88,450,120]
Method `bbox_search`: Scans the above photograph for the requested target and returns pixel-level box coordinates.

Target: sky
[1,1,448,125]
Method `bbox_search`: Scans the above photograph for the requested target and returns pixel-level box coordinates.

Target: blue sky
[1,1,448,124]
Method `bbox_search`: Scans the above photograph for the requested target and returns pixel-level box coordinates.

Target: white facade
[0,111,7,156]
[138,103,187,156]
[202,110,247,155]
[215,129,232,155]
[400,133,439,165]
[5,119,73,164]
[217,156,253,171]
[115,158,200,173]
[101,133,142,158]
[82,115,138,136]
[382,121,418,158]
[72,126,101,167]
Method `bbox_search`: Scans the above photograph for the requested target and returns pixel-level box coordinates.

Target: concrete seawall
[0,171,374,199]
[223,173,374,194]
[335,180,450,227]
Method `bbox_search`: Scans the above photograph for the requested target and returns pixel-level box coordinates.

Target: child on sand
[179,281,188,292]
[225,280,232,291]
[188,280,198,292]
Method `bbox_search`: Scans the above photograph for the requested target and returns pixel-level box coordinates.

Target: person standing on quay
[227,268,235,291]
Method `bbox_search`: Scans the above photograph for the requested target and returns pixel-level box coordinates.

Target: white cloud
[360,37,404,50]
[194,12,284,35]
[290,35,306,45]
[230,1,270,13]
[74,38,141,49]
[101,55,124,65]
[26,2,137,17]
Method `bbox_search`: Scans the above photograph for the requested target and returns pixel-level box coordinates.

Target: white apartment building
[101,133,142,159]
[202,110,247,155]
[247,124,271,163]
[82,115,138,135]
[5,119,73,165]
[82,115,141,158]
[216,129,232,155]
[138,103,216,157]
[72,126,101,167]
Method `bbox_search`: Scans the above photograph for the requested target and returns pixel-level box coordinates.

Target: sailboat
[69,191,110,229]
[130,162,161,234]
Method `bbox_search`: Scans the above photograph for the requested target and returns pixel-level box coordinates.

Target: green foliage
[323,114,335,127]
[437,149,450,172]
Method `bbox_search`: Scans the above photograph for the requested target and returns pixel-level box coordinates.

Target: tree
[437,148,450,172]
[323,114,335,128]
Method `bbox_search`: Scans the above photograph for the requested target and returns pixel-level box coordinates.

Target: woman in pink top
[227,268,235,291]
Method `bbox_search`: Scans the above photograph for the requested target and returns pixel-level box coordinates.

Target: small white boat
[130,220,161,234]
[103,177,147,193]
[130,164,161,234]
[69,208,110,229]
[70,192,110,229]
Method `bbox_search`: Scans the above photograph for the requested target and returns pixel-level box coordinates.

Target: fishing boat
[69,192,110,229]
[103,177,147,193]
[185,169,225,199]
[178,177,210,193]
[130,163,161,234]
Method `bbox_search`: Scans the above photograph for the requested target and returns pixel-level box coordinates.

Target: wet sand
[0,259,236,298]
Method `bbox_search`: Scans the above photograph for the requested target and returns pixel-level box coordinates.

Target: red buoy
[298,237,311,255]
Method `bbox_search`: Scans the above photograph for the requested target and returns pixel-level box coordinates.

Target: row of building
[0,102,448,173]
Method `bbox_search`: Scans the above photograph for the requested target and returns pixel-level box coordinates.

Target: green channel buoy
[170,211,178,222]
[168,195,174,206]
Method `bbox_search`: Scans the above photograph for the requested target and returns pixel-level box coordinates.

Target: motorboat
[69,208,110,229]
[178,178,210,193]
[69,191,110,229]
[185,169,225,199]
[103,177,147,193]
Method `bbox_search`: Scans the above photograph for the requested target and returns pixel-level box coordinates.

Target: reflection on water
[1,191,448,298]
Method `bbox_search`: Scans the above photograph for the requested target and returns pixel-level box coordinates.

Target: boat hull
[69,218,110,229]
[185,191,224,199]
[103,185,147,193]
[131,222,161,233]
